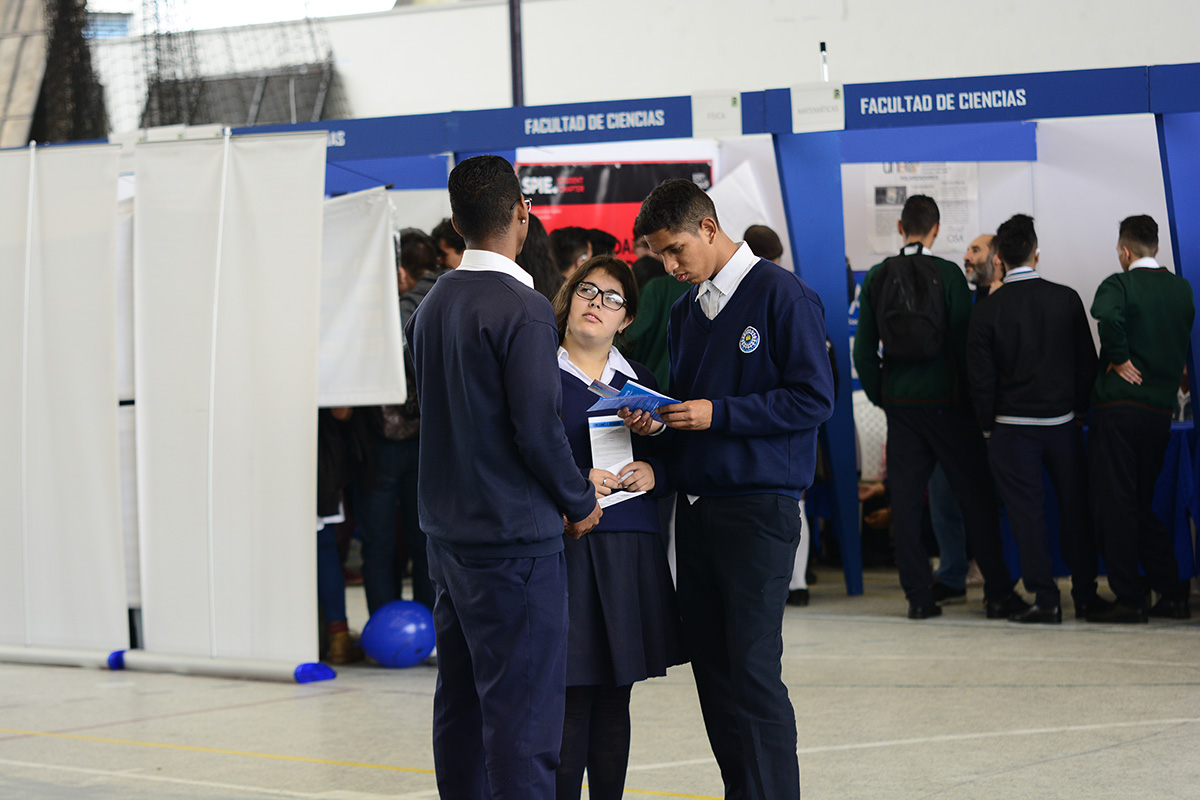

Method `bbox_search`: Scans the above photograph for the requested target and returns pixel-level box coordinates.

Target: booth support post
[1154,112,1200,404]
[773,130,863,595]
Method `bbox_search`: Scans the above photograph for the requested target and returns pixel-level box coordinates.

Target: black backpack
[870,252,946,360]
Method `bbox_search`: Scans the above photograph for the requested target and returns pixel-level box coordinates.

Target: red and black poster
[516,161,713,263]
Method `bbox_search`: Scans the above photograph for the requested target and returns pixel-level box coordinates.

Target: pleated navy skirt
[563,529,687,687]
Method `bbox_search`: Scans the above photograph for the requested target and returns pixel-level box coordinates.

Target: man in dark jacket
[406,155,602,799]
[967,214,1104,623]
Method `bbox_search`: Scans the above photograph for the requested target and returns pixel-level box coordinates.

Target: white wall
[320,0,1200,120]
[93,1,1200,134]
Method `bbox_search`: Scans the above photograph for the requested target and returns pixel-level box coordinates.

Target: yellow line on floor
[0,727,434,774]
[619,789,720,799]
[0,727,720,798]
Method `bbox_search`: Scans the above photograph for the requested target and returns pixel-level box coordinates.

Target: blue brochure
[587,379,679,423]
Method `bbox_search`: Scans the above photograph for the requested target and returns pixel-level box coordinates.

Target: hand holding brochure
[587,379,679,423]
[588,415,645,509]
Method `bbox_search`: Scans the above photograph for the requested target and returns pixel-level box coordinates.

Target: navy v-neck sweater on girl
[559,362,668,535]
[666,259,835,500]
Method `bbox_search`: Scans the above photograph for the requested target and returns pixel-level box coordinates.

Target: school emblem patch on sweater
[739,326,760,353]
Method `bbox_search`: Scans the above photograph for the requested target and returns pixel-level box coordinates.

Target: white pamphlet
[587,415,646,509]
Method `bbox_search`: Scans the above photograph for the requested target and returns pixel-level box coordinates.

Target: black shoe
[1149,597,1191,620]
[1086,602,1149,624]
[787,589,810,607]
[1074,595,1114,620]
[931,581,967,604]
[1010,604,1062,624]
[907,603,943,620]
[985,593,1031,619]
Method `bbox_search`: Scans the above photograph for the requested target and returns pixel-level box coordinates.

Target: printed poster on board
[865,162,979,256]
[517,162,713,263]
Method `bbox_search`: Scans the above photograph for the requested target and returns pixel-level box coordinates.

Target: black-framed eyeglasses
[575,281,626,311]
[510,196,532,213]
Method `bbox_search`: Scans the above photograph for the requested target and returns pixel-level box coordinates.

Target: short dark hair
[1119,215,1158,257]
[550,226,592,273]
[588,228,619,257]
[994,214,1037,267]
[447,155,522,243]
[631,255,665,290]
[431,217,465,254]
[633,178,719,238]
[744,224,783,262]
[552,255,639,344]
[900,195,939,237]
[399,230,439,279]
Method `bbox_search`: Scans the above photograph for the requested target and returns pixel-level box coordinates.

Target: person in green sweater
[1087,214,1195,623]
[854,194,1023,620]
[620,266,689,391]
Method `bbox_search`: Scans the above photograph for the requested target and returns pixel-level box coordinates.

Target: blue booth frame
[244,63,1200,596]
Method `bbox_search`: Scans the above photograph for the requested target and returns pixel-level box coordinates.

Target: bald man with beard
[964,234,1003,300]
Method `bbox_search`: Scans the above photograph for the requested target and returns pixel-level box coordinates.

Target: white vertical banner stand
[318,187,407,407]
[135,132,327,672]
[0,142,127,651]
[19,141,35,644]
[0,148,32,645]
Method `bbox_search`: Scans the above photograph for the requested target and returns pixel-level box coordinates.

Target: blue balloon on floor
[361,600,435,668]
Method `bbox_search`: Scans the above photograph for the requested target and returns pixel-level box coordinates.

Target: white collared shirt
[1130,256,1162,271]
[455,248,535,289]
[696,242,758,320]
[901,242,929,256]
[557,346,636,387]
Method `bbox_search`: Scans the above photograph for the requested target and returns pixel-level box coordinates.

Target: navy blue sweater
[560,362,668,535]
[667,259,835,500]
[405,269,596,558]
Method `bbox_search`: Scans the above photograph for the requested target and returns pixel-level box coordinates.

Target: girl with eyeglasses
[550,255,686,800]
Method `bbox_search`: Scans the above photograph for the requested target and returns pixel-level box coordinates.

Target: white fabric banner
[135,133,325,664]
[0,150,32,647]
[0,144,127,650]
[318,187,407,407]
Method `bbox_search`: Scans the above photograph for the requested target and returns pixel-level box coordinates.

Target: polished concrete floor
[1,567,1197,799]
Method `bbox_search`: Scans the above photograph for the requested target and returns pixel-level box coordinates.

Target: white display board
[864,162,980,255]
[0,144,127,651]
[319,187,407,407]
[135,132,326,664]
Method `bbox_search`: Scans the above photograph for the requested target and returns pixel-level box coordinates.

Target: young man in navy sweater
[623,179,834,800]
[405,155,602,800]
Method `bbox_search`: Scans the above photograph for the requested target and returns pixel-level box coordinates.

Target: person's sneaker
[985,592,1031,619]
[787,589,810,607]
[907,604,943,620]
[1010,604,1062,624]
[1087,602,1148,624]
[1149,596,1191,620]
[931,581,967,604]
[1074,595,1114,620]
[327,630,364,664]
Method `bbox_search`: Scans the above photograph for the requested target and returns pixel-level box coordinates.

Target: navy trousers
[886,405,1014,606]
[1089,407,1183,608]
[427,541,569,800]
[987,422,1097,608]
[355,436,433,614]
[675,493,801,800]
